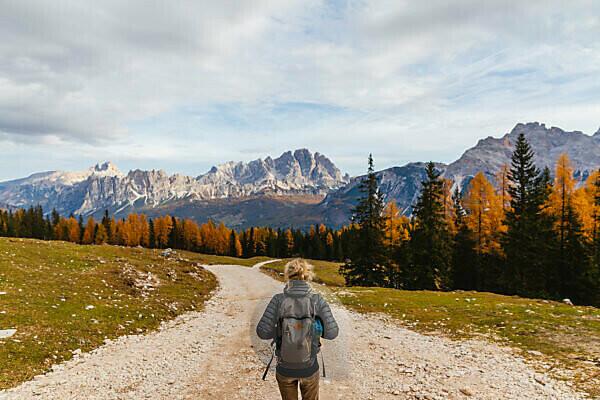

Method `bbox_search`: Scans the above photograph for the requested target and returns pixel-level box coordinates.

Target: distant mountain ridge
[318,162,447,228]
[445,122,600,188]
[318,122,600,227]
[1,122,599,229]
[0,149,349,219]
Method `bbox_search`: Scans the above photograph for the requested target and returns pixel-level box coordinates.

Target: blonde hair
[284,258,314,281]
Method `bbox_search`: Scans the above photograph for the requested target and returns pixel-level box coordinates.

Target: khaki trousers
[276,371,320,400]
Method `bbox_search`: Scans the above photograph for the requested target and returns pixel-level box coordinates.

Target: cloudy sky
[1,0,599,180]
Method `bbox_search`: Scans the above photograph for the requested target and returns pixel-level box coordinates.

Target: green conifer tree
[228,230,238,257]
[503,134,556,297]
[561,201,591,303]
[451,187,477,289]
[340,154,389,286]
[405,162,452,290]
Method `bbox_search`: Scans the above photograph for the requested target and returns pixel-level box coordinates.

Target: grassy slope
[262,258,600,396]
[0,238,264,389]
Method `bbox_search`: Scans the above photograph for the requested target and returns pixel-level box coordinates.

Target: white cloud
[0,0,599,180]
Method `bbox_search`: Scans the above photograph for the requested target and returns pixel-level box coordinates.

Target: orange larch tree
[464,172,505,255]
[139,214,150,247]
[182,219,200,251]
[113,219,126,245]
[153,215,173,248]
[95,223,108,244]
[82,217,96,244]
[383,201,410,247]
[576,169,600,241]
[199,220,217,253]
[216,222,230,255]
[548,154,577,248]
[125,214,139,246]
[67,217,81,243]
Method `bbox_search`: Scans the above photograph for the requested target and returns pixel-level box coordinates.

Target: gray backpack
[261,291,326,380]
[276,292,319,369]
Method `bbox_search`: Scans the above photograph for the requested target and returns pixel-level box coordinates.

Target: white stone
[0,329,16,339]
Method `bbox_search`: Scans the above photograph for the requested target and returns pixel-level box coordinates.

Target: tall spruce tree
[591,169,600,268]
[451,187,477,289]
[592,171,600,273]
[101,210,113,243]
[228,230,238,257]
[561,201,591,303]
[592,171,600,306]
[148,218,155,248]
[340,154,389,286]
[536,167,559,294]
[50,209,60,239]
[77,215,85,243]
[405,162,453,290]
[503,134,556,297]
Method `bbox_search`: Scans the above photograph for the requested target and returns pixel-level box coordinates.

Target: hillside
[0,238,231,389]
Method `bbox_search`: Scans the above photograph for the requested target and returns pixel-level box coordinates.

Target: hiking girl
[256,258,339,400]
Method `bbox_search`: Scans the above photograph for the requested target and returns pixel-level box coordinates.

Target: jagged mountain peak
[203,149,345,186]
[93,161,118,172]
[91,161,123,177]
[445,122,600,187]
[511,121,544,132]
[508,121,588,139]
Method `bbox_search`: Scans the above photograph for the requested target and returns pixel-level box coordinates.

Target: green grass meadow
[0,238,229,389]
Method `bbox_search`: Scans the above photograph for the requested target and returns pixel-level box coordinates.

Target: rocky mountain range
[445,122,600,187]
[324,122,600,227]
[1,122,599,229]
[0,149,349,221]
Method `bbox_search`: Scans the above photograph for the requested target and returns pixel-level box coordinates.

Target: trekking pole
[262,341,275,381]
[321,351,326,378]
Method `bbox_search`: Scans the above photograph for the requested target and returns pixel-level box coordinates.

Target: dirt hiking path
[0,262,583,399]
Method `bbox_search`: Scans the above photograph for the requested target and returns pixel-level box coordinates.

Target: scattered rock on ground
[0,329,17,339]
